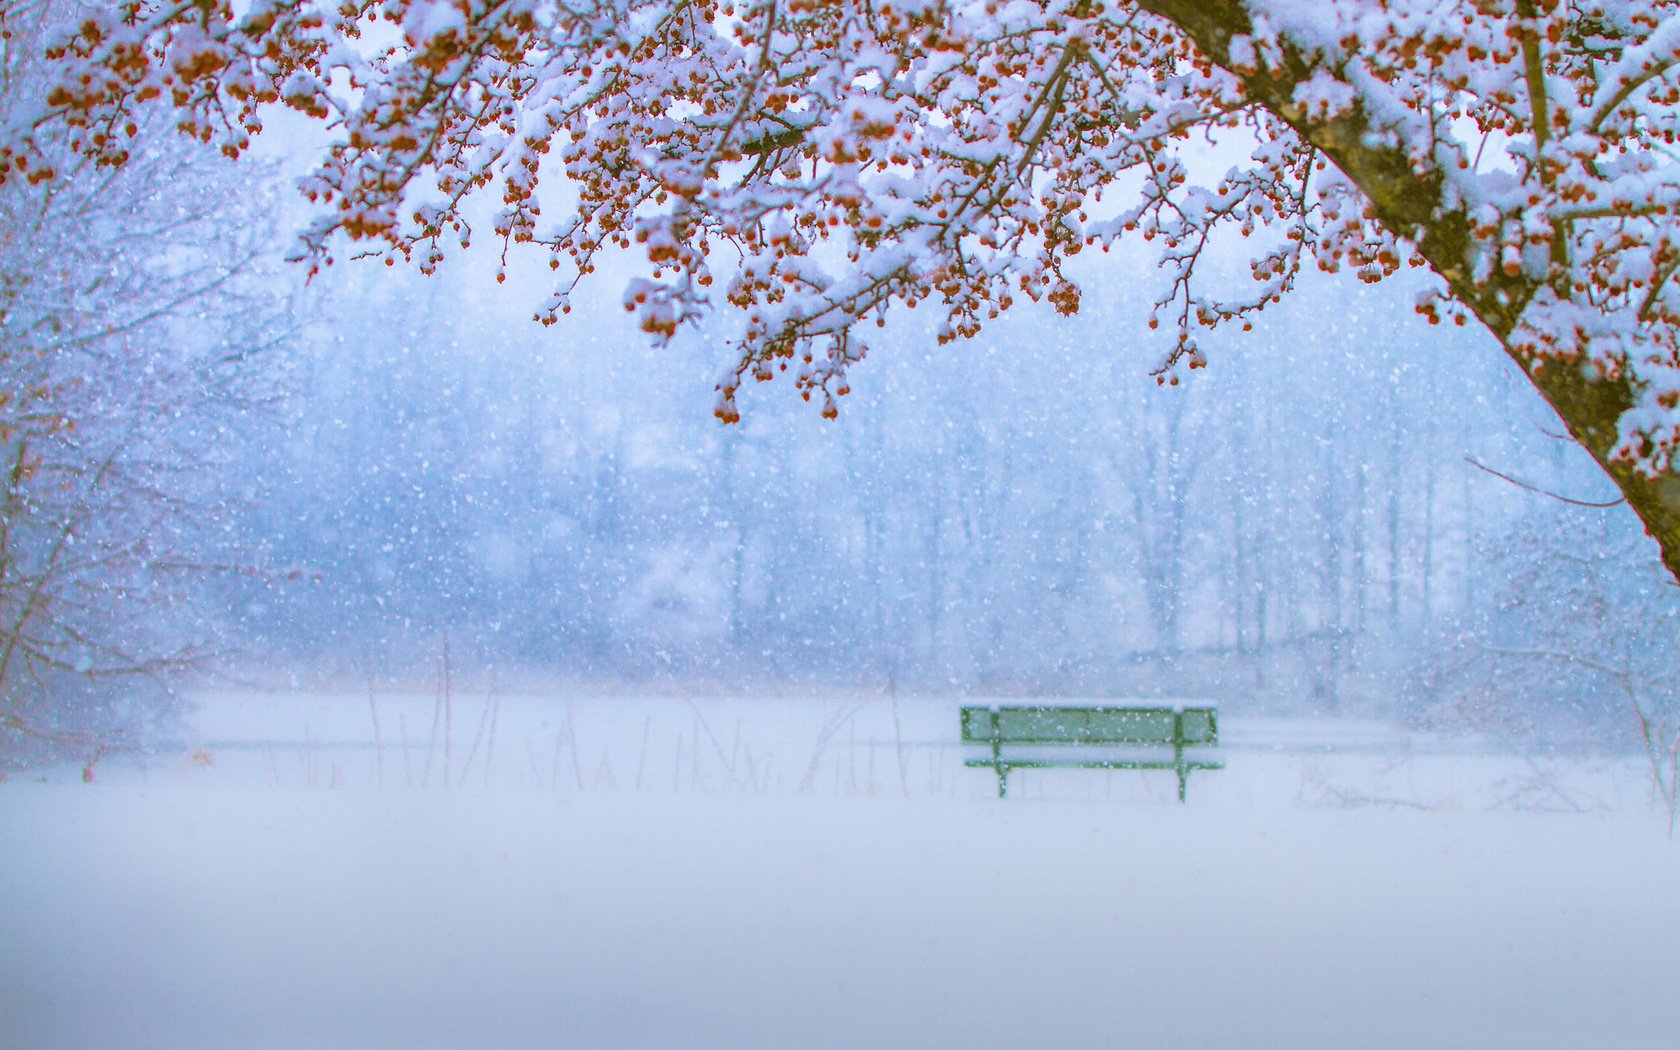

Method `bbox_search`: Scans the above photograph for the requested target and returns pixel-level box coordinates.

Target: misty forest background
[234,251,1668,735]
[234,165,1676,746]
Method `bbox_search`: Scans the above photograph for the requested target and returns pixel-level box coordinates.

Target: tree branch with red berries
[7,0,1678,575]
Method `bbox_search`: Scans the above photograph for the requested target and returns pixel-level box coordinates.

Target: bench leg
[1177,764,1188,803]
[997,765,1009,799]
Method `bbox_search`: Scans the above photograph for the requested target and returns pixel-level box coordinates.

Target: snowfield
[2,689,1677,1050]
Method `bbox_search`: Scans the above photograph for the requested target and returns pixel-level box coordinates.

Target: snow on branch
[3,1,1676,482]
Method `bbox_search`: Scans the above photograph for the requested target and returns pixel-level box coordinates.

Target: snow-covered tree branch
[7,0,1678,576]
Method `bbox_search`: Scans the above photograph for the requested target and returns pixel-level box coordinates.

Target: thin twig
[1464,456,1624,507]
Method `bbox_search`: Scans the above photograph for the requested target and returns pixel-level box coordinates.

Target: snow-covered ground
[2,689,1677,1049]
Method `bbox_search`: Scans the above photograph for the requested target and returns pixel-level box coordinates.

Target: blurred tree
[0,7,289,767]
[1422,497,1680,826]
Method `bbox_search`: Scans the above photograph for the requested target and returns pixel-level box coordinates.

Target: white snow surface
[2,688,1677,1050]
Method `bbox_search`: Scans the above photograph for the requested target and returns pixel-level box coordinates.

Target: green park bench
[960,703,1223,801]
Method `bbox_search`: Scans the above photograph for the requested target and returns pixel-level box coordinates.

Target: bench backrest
[960,705,1218,747]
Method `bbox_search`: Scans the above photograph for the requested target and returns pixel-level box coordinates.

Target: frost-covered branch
[7,0,1680,579]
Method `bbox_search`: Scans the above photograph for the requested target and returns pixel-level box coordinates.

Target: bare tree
[0,8,290,766]
[1425,499,1680,829]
